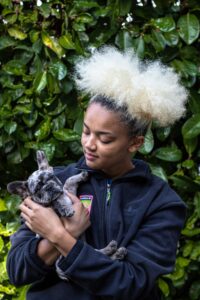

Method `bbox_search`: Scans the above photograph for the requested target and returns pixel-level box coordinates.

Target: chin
[85,159,100,170]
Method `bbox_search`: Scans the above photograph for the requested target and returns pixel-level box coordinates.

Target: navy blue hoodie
[7,157,186,300]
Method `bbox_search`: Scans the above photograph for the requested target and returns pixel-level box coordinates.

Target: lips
[85,152,98,161]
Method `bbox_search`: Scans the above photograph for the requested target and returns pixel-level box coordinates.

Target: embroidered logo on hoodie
[79,194,93,213]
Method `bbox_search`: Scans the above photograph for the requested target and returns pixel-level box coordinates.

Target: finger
[23,197,39,209]
[66,191,81,204]
[19,202,32,214]
[21,212,31,224]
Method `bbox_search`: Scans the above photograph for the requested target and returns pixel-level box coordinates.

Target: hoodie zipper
[106,179,112,205]
[105,179,112,243]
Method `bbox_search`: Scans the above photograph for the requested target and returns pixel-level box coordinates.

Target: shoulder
[53,156,88,184]
[133,159,186,210]
[53,163,78,184]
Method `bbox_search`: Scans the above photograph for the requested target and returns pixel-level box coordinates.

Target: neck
[102,161,134,179]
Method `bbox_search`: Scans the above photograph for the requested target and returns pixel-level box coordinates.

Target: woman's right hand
[61,192,91,239]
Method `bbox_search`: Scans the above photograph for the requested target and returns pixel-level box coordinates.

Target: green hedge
[0,0,200,299]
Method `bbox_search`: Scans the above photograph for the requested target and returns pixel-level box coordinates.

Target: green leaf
[49,61,67,80]
[0,284,16,295]
[33,71,47,94]
[132,36,145,58]
[190,242,200,260]
[119,0,132,16]
[189,91,200,114]
[69,141,83,156]
[182,114,200,139]
[8,27,27,40]
[154,147,182,162]
[183,137,198,156]
[4,121,17,134]
[34,117,51,141]
[53,129,80,142]
[115,31,133,50]
[73,1,99,9]
[47,72,60,94]
[182,159,194,169]
[0,237,4,252]
[3,60,26,76]
[42,32,65,58]
[59,33,76,49]
[177,13,200,45]
[149,164,168,182]
[52,113,66,131]
[0,222,16,236]
[73,113,84,135]
[183,240,194,257]
[7,147,30,164]
[12,286,30,300]
[0,259,9,283]
[151,29,166,52]
[156,127,171,142]
[23,110,38,128]
[139,128,154,155]
[0,36,16,50]
[164,30,179,46]
[170,175,200,192]
[158,278,170,297]
[153,16,175,32]
[0,199,7,212]
[194,192,200,218]
[76,13,94,24]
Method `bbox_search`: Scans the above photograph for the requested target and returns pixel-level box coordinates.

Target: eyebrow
[83,122,115,136]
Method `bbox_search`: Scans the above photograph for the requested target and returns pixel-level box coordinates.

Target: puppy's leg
[53,193,74,217]
[36,150,53,172]
[63,171,88,195]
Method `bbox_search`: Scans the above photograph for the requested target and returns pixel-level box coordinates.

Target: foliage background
[0,0,200,299]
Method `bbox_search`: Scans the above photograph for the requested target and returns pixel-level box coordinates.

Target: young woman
[7,47,187,300]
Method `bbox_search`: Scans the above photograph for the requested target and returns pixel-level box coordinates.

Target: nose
[84,134,97,151]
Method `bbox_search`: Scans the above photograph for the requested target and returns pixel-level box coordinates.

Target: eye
[100,139,113,144]
[83,128,90,135]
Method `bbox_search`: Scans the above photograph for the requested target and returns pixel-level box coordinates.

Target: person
[7,46,188,300]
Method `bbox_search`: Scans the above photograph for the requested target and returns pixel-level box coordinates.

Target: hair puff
[74,46,188,126]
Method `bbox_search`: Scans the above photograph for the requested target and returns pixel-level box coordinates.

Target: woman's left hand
[19,197,64,241]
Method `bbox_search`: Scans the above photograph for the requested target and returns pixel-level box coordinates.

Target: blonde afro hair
[74,46,188,126]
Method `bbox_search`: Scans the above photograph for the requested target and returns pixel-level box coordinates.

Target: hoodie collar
[75,156,151,181]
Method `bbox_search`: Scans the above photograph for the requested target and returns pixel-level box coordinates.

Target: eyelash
[83,131,112,144]
[101,140,112,144]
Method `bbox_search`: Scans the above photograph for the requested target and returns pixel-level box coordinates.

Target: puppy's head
[7,150,63,205]
[27,170,63,205]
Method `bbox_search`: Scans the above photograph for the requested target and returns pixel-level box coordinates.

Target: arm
[6,223,55,286]
[55,198,186,299]
[7,196,90,286]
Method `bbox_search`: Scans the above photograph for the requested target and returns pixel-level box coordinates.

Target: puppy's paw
[111,247,127,260]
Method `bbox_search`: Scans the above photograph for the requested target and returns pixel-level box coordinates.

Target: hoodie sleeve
[6,222,54,286]
[56,192,186,299]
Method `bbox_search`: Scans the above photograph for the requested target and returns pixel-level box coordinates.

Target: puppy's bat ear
[36,150,52,171]
[7,181,30,199]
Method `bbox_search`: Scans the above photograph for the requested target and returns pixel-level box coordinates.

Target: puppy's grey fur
[7,150,127,279]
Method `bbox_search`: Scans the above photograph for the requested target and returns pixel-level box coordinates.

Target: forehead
[84,103,125,131]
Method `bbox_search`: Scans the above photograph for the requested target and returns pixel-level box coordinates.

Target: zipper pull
[106,179,112,205]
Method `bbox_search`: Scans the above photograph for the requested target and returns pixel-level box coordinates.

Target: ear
[36,150,51,171]
[128,136,144,153]
[7,181,30,198]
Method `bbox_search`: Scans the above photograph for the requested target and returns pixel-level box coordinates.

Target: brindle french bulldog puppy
[7,150,127,280]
